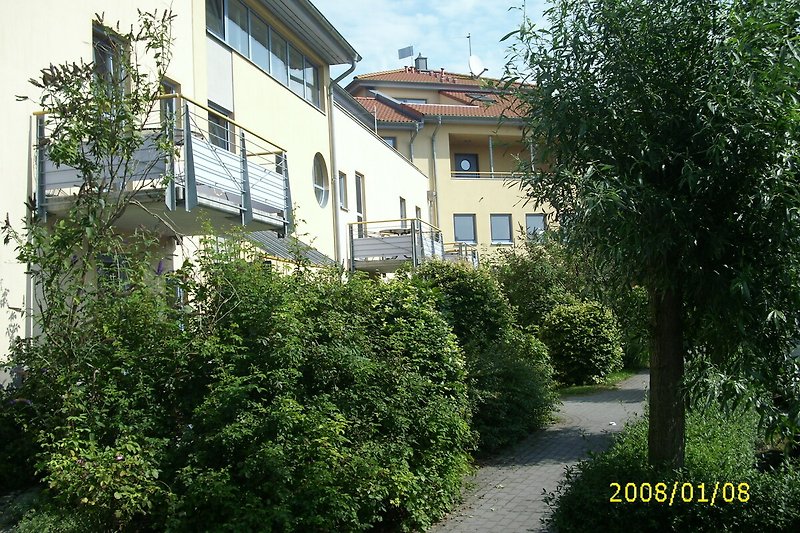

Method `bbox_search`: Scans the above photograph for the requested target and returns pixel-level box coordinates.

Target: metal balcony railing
[449,170,522,180]
[348,218,445,272]
[35,94,291,233]
[443,242,480,267]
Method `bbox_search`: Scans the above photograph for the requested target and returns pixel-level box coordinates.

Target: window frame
[313,153,329,208]
[453,214,477,244]
[208,101,233,152]
[525,213,546,237]
[400,197,407,228]
[490,213,513,244]
[338,171,348,210]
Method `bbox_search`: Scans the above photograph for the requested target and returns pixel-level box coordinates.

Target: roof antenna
[467,34,488,78]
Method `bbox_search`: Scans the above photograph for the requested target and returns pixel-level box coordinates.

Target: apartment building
[343,61,550,255]
[0,0,439,360]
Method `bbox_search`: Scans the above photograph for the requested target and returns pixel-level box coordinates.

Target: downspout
[409,120,422,162]
[430,116,443,228]
[327,59,358,265]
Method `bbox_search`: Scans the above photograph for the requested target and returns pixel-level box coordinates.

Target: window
[206,0,225,38]
[397,97,427,104]
[93,27,124,85]
[526,213,546,236]
[228,0,250,56]
[355,172,365,236]
[205,0,322,108]
[338,171,348,209]
[313,153,329,207]
[415,206,422,220]
[490,214,513,244]
[208,102,232,151]
[454,214,477,243]
[270,31,289,85]
[250,15,269,71]
[400,197,407,228]
[454,153,479,178]
[382,136,397,149]
[288,45,305,99]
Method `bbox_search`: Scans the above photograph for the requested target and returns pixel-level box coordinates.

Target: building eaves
[259,0,361,65]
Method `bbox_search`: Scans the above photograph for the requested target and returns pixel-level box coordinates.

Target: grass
[558,369,636,397]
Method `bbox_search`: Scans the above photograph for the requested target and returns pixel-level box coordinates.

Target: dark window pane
[206,0,224,37]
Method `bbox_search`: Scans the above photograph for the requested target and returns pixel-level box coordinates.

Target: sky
[311,0,549,83]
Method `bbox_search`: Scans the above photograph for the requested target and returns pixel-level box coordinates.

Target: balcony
[36,95,290,236]
[443,242,480,267]
[449,170,522,180]
[349,218,445,273]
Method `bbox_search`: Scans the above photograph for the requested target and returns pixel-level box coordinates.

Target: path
[430,370,650,533]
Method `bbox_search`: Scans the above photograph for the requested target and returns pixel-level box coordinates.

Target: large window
[526,213,546,236]
[490,214,513,244]
[454,214,477,243]
[205,0,322,109]
[313,153,329,207]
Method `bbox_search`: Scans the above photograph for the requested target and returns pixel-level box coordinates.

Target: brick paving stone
[430,370,650,533]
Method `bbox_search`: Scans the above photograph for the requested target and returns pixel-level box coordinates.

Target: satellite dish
[469,55,488,78]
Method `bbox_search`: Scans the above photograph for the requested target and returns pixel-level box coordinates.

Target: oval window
[312,153,329,207]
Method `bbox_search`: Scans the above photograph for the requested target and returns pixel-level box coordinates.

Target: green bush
[547,403,800,531]
[411,261,558,453]
[540,301,623,385]
[167,249,472,532]
[488,237,573,329]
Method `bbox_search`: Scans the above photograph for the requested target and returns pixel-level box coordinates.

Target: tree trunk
[648,286,685,467]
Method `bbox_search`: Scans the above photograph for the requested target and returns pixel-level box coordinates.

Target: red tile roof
[354,67,485,86]
[353,96,416,123]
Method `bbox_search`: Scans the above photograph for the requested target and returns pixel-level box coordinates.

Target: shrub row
[2,240,473,532]
[410,261,558,453]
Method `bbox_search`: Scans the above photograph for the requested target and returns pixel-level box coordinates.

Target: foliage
[488,233,649,368]
[540,301,623,386]
[487,234,573,330]
[546,403,800,531]
[503,0,800,463]
[2,10,474,531]
[167,240,473,532]
[410,261,558,453]
[0,393,38,491]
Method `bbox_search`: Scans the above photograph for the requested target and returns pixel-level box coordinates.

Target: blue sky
[311,0,549,82]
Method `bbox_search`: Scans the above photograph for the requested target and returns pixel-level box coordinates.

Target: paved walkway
[430,370,650,533]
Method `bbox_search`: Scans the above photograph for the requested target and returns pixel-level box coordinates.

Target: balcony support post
[239,131,253,225]
[36,115,47,221]
[349,223,356,272]
[164,105,176,212]
[183,102,198,211]
[281,152,293,237]
[411,219,419,267]
[489,135,495,179]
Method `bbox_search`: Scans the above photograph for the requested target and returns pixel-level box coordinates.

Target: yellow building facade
[0,0,437,362]
[345,66,550,256]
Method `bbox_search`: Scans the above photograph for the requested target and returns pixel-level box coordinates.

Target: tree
[503,0,800,466]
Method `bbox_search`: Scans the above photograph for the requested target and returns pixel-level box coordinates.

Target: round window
[460,159,472,171]
[312,153,329,207]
